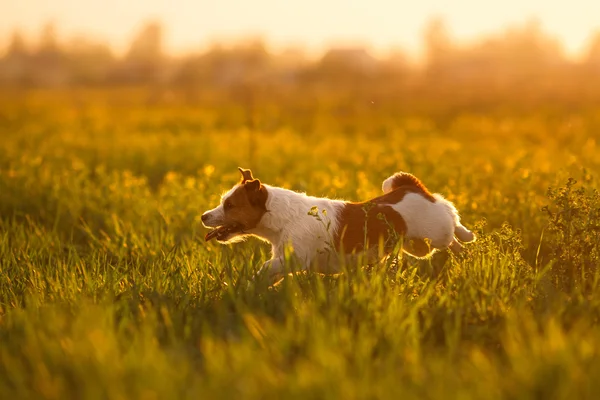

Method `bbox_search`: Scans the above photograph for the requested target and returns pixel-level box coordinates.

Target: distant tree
[6,30,28,57]
[113,21,165,84]
[584,31,600,66]
[67,37,115,84]
[174,39,271,88]
[30,22,68,86]
[309,47,377,86]
[500,19,564,69]
[380,50,410,77]
[580,31,600,97]
[0,30,31,86]
[38,22,60,57]
[423,17,454,73]
[235,39,269,71]
[451,19,565,84]
[126,21,163,62]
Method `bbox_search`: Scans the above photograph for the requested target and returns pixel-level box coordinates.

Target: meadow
[1,88,600,399]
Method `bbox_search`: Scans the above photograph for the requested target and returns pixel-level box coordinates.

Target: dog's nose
[201,213,208,223]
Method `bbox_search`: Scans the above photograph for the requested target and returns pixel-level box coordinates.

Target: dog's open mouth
[204,224,243,241]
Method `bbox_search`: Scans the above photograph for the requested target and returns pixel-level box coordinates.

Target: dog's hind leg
[448,239,463,255]
[454,224,475,243]
[402,238,433,258]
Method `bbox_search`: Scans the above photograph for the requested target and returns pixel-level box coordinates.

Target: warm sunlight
[4,1,600,399]
[3,0,600,56]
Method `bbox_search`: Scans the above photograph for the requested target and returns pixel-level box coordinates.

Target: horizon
[2,0,600,60]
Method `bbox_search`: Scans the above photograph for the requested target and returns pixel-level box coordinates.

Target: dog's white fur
[202,175,474,282]
[204,184,345,274]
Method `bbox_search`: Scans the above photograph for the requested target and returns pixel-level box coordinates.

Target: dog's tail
[382,172,434,198]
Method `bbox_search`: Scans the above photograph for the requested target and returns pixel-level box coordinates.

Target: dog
[202,168,475,283]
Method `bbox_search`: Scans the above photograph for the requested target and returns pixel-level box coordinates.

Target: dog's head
[201,167,268,243]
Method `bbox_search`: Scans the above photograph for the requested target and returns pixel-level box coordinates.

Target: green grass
[1,90,600,399]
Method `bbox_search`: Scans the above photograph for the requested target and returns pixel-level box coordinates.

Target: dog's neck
[248,185,343,254]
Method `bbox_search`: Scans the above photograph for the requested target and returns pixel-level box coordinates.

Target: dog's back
[381,172,475,247]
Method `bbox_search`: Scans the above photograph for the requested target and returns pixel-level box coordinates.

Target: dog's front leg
[256,258,286,285]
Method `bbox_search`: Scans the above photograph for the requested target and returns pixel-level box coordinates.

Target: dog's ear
[244,178,261,192]
[238,167,254,183]
[245,179,267,208]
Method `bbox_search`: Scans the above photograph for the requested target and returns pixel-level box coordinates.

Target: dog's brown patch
[335,202,407,254]
[223,179,268,229]
[205,179,268,241]
[334,185,439,254]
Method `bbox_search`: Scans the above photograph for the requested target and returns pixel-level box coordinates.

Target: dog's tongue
[204,228,221,241]
[205,225,238,241]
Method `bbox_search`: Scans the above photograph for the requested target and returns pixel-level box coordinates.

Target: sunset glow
[2,0,600,57]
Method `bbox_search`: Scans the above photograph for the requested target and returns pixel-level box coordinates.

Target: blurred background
[2,0,600,119]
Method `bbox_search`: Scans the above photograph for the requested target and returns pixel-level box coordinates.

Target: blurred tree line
[2,20,600,117]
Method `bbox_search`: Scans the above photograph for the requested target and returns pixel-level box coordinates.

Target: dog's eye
[224,201,234,210]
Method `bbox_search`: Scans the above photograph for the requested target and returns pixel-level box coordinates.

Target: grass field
[1,89,600,399]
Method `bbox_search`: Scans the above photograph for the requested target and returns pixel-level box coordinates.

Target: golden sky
[2,0,600,57]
